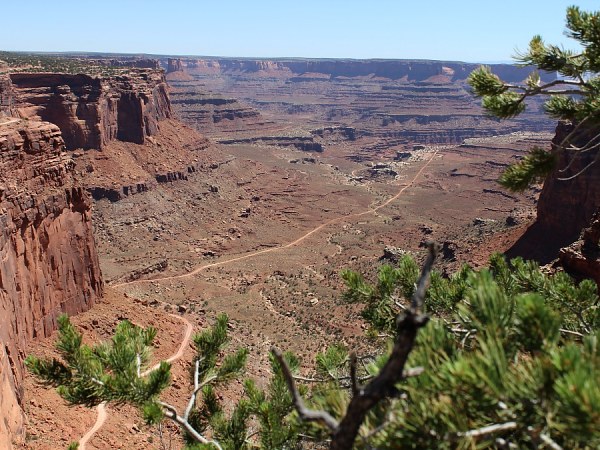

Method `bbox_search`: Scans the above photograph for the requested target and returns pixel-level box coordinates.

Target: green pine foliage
[27,312,306,449]
[245,352,301,449]
[27,314,249,449]
[325,253,600,448]
[26,316,169,409]
[467,6,600,192]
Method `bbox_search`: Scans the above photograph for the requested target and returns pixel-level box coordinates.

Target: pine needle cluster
[331,253,599,448]
[467,6,600,191]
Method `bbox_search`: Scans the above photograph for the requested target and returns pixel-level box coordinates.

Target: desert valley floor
[4,57,558,449]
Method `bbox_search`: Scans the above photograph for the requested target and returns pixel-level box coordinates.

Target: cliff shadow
[505,221,579,265]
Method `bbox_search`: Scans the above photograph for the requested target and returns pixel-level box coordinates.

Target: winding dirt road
[113,150,438,289]
[79,314,194,450]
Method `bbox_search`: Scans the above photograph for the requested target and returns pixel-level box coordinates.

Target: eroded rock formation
[6,70,172,149]
[167,58,184,73]
[0,120,102,447]
[537,121,600,245]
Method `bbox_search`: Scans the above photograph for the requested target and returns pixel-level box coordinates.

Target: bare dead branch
[557,151,600,180]
[271,347,340,432]
[410,241,440,314]
[559,328,584,338]
[159,400,223,450]
[458,421,518,438]
[539,432,564,450]
[184,359,200,420]
[136,354,142,378]
[278,243,438,449]
[328,242,439,450]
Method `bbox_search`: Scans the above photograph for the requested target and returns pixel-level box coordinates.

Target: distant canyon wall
[5,69,172,150]
[0,119,103,447]
[165,57,554,83]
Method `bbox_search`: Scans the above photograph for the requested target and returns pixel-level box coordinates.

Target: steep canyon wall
[7,69,172,150]
[0,120,103,447]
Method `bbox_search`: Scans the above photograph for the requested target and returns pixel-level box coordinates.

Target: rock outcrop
[558,210,600,287]
[0,74,15,117]
[6,70,172,149]
[0,119,103,447]
[167,58,184,73]
[536,121,600,246]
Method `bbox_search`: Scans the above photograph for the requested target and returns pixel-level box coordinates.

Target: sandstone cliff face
[536,122,600,245]
[0,120,103,447]
[7,70,172,149]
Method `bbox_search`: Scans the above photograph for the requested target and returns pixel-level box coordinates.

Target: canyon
[1,53,592,448]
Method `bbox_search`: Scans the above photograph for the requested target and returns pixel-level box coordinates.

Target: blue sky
[2,1,598,62]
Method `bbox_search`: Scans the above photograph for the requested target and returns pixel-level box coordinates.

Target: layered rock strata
[6,70,172,149]
[164,58,555,83]
[0,120,103,447]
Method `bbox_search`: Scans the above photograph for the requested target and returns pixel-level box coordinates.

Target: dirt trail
[0,118,20,126]
[79,314,194,450]
[113,150,438,289]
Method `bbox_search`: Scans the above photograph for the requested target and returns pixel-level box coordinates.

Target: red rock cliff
[536,121,600,245]
[6,69,172,150]
[0,119,103,447]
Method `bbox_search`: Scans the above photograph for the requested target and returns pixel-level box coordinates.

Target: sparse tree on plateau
[468,6,600,191]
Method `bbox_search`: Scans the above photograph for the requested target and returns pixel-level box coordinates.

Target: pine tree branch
[559,328,584,338]
[505,78,584,91]
[328,241,439,450]
[293,367,423,385]
[271,347,340,432]
[557,150,600,180]
[159,401,223,450]
[457,421,518,438]
[410,241,439,314]
[184,359,201,420]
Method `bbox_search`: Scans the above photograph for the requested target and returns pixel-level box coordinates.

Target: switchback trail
[113,150,438,289]
[79,314,194,450]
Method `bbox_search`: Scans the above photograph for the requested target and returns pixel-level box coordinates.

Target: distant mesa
[167,58,184,73]
[160,57,555,83]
